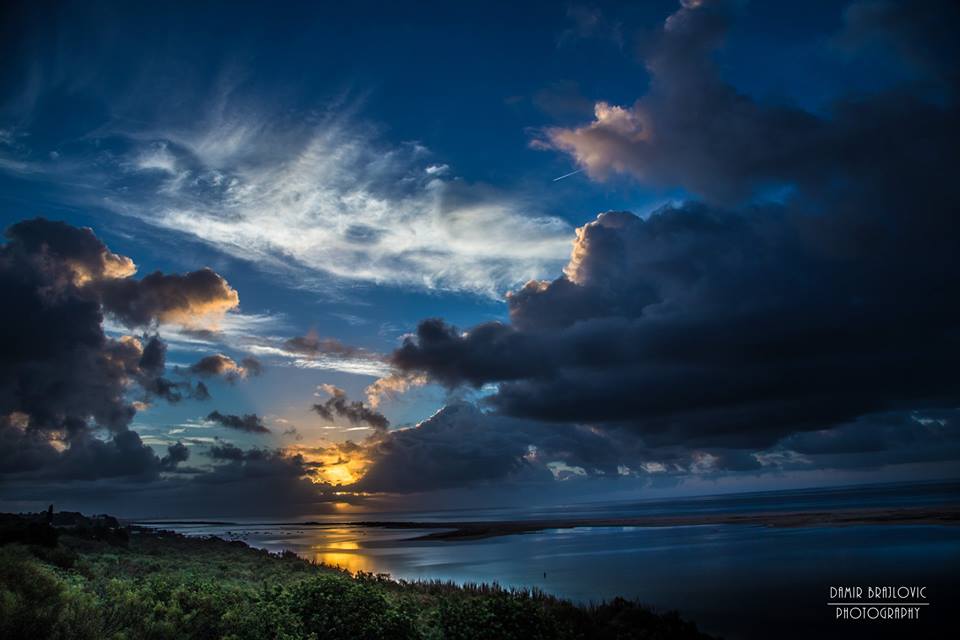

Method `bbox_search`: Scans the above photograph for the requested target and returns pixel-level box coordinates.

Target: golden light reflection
[310,529,371,573]
[314,552,374,573]
[327,540,359,550]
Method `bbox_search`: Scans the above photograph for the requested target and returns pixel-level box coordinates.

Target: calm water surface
[139,482,960,639]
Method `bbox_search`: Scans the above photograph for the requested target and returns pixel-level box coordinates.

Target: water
[138,481,960,639]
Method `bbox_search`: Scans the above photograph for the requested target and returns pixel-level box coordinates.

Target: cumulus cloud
[160,440,190,470]
[771,411,960,469]
[96,267,239,328]
[126,335,210,405]
[311,385,388,431]
[3,438,346,518]
[538,0,959,205]
[205,410,270,434]
[189,353,262,383]
[834,0,960,84]
[311,402,644,493]
[389,0,960,456]
[0,218,241,482]
[364,372,428,409]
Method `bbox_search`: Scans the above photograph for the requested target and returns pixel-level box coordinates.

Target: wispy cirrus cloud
[30,98,572,298]
[139,149,568,296]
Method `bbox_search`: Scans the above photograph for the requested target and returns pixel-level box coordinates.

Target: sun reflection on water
[313,551,374,573]
[307,528,373,573]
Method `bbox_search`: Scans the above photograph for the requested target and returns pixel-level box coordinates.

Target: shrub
[287,574,419,640]
[438,592,558,640]
[0,547,101,640]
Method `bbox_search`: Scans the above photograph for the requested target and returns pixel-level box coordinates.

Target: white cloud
[135,142,178,174]
[108,110,572,297]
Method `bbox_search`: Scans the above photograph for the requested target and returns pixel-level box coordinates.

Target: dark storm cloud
[206,443,304,464]
[135,335,209,404]
[160,441,190,470]
[3,217,137,283]
[189,353,262,383]
[198,448,306,482]
[349,403,627,493]
[774,410,960,468]
[541,0,958,204]
[0,415,60,475]
[3,440,345,519]
[1,219,137,434]
[207,442,247,461]
[139,335,167,374]
[391,0,960,452]
[0,217,240,482]
[205,411,270,434]
[835,0,960,84]
[52,430,164,481]
[312,385,389,431]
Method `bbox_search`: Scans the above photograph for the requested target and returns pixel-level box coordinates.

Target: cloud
[364,372,428,409]
[160,441,190,470]
[189,353,262,383]
[284,332,367,359]
[239,331,393,378]
[206,442,248,461]
[0,218,243,482]
[327,403,636,493]
[129,335,209,404]
[771,410,960,469]
[834,0,960,84]
[311,385,388,431]
[4,217,138,285]
[95,267,239,328]
[205,410,270,434]
[388,0,960,453]
[93,106,573,297]
[538,0,959,205]
[2,438,347,518]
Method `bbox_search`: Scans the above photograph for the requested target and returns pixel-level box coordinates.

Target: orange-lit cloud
[364,372,428,408]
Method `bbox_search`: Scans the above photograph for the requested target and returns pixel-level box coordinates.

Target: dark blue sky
[1,0,958,516]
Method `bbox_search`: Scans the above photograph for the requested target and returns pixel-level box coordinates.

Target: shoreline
[134,504,960,541]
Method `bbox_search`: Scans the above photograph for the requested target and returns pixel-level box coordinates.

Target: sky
[1,0,958,518]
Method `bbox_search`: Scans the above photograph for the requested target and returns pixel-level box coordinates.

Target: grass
[0,515,715,640]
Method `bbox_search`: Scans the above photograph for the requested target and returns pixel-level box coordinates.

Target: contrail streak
[552,167,586,182]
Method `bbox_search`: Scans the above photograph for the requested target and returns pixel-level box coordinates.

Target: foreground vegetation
[0,512,714,640]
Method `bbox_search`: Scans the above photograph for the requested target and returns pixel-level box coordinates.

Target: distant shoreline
[135,504,960,541]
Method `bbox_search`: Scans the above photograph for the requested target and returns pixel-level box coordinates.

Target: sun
[294,445,372,486]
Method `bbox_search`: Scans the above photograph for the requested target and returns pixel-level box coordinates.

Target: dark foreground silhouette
[0,511,715,640]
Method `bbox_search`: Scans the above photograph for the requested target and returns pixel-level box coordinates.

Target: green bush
[286,574,418,640]
[0,521,714,640]
[0,547,101,640]
[438,592,558,640]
